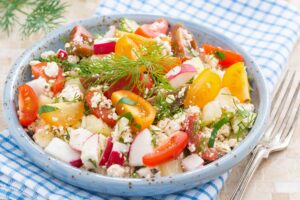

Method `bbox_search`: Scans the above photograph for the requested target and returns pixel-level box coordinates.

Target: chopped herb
[38,105,59,115]
[118,18,139,33]
[118,112,134,123]
[39,55,77,71]
[133,123,142,131]
[88,159,97,168]
[208,115,231,147]
[214,51,226,60]
[116,97,137,106]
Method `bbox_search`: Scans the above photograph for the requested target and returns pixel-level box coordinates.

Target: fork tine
[272,71,300,143]
[264,70,296,140]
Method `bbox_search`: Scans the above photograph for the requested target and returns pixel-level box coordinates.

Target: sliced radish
[57,49,68,59]
[26,78,47,96]
[166,64,198,88]
[94,38,116,55]
[69,128,93,151]
[129,129,154,166]
[70,159,83,168]
[181,154,204,171]
[112,141,129,153]
[106,151,124,167]
[183,57,204,73]
[45,137,80,163]
[99,137,113,166]
[81,134,100,169]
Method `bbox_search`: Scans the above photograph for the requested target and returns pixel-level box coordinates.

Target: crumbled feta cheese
[137,167,152,178]
[67,55,80,64]
[157,112,186,135]
[177,87,187,98]
[217,124,231,137]
[215,140,231,153]
[41,51,56,59]
[204,54,219,68]
[228,138,237,148]
[59,84,82,101]
[104,25,116,38]
[154,36,172,55]
[90,92,102,108]
[73,35,83,44]
[99,98,112,109]
[107,164,125,177]
[166,94,175,104]
[188,143,196,152]
[112,117,132,142]
[29,60,41,67]
[65,42,70,48]
[44,62,59,78]
[185,106,200,115]
[202,127,212,138]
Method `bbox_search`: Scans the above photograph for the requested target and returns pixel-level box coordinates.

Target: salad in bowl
[17,17,256,179]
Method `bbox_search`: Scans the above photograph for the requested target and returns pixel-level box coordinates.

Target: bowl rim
[3,13,270,189]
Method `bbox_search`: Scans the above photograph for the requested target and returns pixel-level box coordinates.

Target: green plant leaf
[38,105,59,115]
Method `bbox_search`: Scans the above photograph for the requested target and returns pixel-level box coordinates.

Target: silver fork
[230,68,300,200]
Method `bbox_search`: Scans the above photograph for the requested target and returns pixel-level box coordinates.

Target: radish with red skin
[69,159,83,168]
[94,38,116,55]
[45,137,80,164]
[99,137,113,166]
[69,128,93,151]
[166,64,198,88]
[106,151,125,167]
[129,129,154,166]
[57,49,68,59]
[81,134,101,169]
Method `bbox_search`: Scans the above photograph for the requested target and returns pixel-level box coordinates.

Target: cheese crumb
[41,51,56,59]
[107,164,125,177]
[44,62,59,78]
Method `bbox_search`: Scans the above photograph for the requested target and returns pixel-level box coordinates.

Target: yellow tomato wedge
[115,33,154,60]
[40,102,84,127]
[222,62,250,102]
[111,90,156,131]
[184,68,221,108]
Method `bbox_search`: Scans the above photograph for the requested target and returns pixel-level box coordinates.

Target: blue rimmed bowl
[3,14,270,196]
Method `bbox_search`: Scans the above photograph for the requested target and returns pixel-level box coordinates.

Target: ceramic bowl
[3,14,270,196]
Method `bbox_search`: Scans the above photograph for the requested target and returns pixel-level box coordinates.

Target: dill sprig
[76,42,175,92]
[0,0,67,38]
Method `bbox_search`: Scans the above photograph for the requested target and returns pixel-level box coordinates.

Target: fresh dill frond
[40,55,77,71]
[76,42,175,93]
[0,0,67,38]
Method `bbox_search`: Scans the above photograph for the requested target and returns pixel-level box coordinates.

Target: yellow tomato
[40,102,84,127]
[222,62,250,102]
[115,33,154,60]
[111,90,156,131]
[184,68,221,108]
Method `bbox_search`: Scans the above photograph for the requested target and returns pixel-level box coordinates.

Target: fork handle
[230,146,268,200]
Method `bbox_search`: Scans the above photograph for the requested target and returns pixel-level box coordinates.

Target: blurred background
[0,0,299,199]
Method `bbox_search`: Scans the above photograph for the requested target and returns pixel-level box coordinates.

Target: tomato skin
[183,113,202,148]
[159,57,182,73]
[143,131,189,167]
[202,44,244,68]
[104,74,153,98]
[85,90,117,127]
[135,18,169,38]
[111,90,156,131]
[51,68,65,95]
[70,25,93,42]
[202,148,219,162]
[184,68,221,108]
[18,84,39,126]
[69,25,94,57]
[31,62,48,79]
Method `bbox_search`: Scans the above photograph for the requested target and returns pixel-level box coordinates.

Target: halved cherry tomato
[183,113,202,148]
[40,102,84,127]
[159,57,182,73]
[202,148,219,162]
[69,25,94,57]
[222,62,250,102]
[85,90,117,127]
[143,131,188,167]
[51,68,65,95]
[135,18,169,38]
[115,33,154,60]
[202,44,244,68]
[184,68,221,108]
[31,62,65,94]
[111,90,156,131]
[104,74,154,98]
[18,84,39,126]
[171,24,198,59]
[70,25,93,42]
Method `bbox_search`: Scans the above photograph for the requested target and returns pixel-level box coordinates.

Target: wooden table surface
[0,1,299,199]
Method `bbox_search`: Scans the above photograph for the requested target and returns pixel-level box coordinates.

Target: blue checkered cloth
[1,0,300,200]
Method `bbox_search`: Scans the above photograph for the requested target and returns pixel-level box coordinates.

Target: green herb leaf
[88,159,97,168]
[118,112,134,123]
[214,51,226,60]
[38,105,59,115]
[116,97,137,106]
[133,123,141,130]
[208,116,230,147]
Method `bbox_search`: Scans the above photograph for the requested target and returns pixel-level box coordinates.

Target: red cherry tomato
[202,148,219,162]
[18,84,39,126]
[31,62,48,79]
[183,113,202,148]
[70,25,93,42]
[143,131,189,167]
[85,90,117,127]
[135,18,169,38]
[104,74,153,98]
[202,44,244,68]
[51,68,65,95]
[69,25,94,57]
